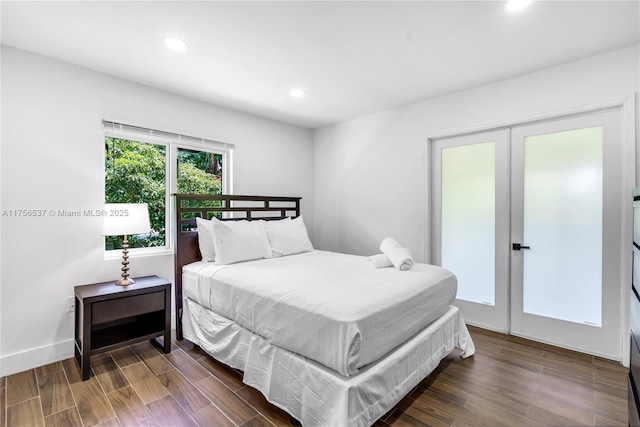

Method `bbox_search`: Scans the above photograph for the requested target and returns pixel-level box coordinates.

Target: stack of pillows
[195,216,314,265]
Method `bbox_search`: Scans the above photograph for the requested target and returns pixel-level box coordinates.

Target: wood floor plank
[107,386,158,427]
[506,335,594,362]
[37,369,75,417]
[110,347,140,369]
[449,362,594,425]
[466,325,508,341]
[43,407,83,427]
[540,365,626,399]
[6,370,39,407]
[6,397,44,427]
[70,377,116,425]
[524,395,596,426]
[595,414,627,427]
[146,395,198,427]
[443,356,537,395]
[420,371,530,416]
[92,354,129,393]
[240,415,277,427]
[130,341,162,360]
[197,356,245,392]
[594,390,628,425]
[417,377,470,407]
[534,354,595,381]
[165,349,211,383]
[489,354,543,375]
[120,362,168,405]
[594,368,628,391]
[61,358,84,385]
[394,397,454,427]
[140,354,174,377]
[195,375,257,425]
[382,409,430,427]
[235,386,292,427]
[532,379,596,410]
[525,404,594,427]
[155,369,210,414]
[131,340,173,376]
[463,395,535,426]
[189,403,236,427]
[35,362,63,378]
[174,339,209,362]
[396,389,478,427]
[500,344,597,379]
[97,418,121,427]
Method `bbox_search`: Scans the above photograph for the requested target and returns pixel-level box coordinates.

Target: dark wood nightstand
[74,275,171,380]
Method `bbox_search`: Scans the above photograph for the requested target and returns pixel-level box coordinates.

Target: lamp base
[115,278,136,286]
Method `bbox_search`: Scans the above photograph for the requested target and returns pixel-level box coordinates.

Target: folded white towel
[380,237,414,271]
[368,253,393,268]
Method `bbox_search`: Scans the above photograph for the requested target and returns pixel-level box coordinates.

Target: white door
[510,111,622,358]
[432,129,510,332]
[432,109,623,358]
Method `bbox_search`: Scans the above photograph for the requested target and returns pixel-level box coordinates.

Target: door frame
[425,95,636,365]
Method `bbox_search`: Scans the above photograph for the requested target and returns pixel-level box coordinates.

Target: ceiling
[2,1,639,129]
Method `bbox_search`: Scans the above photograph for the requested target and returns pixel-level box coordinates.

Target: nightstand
[74,275,171,380]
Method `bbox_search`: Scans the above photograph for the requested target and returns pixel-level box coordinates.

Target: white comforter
[183,250,456,377]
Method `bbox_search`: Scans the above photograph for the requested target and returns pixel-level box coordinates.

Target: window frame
[103,125,232,258]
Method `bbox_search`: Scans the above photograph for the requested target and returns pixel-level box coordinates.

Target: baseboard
[1,311,176,377]
[0,339,74,377]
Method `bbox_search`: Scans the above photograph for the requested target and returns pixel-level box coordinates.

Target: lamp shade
[102,203,151,236]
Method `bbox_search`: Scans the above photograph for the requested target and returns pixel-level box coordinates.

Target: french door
[432,110,623,359]
[432,129,510,332]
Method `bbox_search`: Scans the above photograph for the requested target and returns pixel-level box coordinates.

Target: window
[103,121,232,253]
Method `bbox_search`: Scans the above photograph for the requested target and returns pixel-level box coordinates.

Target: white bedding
[183,250,457,376]
[183,299,475,427]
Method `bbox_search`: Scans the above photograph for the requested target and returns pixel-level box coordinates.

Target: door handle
[512,243,531,251]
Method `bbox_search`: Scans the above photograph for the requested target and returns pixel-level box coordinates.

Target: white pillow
[212,217,272,265]
[265,215,313,257]
[195,217,216,262]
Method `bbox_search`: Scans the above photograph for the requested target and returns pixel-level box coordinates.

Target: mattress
[183,250,457,376]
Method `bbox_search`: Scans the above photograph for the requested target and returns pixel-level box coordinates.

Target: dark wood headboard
[173,194,301,340]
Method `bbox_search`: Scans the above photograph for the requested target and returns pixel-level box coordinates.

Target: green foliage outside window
[105,137,223,250]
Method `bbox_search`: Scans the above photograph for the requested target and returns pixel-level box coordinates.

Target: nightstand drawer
[92,291,165,324]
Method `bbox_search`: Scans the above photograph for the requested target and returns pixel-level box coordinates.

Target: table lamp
[102,203,151,286]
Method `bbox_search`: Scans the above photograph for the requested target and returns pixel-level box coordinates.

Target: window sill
[104,247,174,260]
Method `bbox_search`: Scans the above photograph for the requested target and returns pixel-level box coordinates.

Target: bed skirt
[183,298,475,427]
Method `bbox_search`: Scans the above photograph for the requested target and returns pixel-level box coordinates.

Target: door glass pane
[522,126,603,326]
[442,142,495,305]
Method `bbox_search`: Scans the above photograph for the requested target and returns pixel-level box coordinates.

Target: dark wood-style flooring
[0,326,628,426]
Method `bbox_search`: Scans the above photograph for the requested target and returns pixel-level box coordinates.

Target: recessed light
[290,88,306,98]
[163,37,188,52]
[505,0,532,11]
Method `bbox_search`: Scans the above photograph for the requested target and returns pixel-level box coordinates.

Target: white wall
[312,45,639,260]
[0,46,313,376]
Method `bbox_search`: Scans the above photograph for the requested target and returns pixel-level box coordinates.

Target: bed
[173,194,475,427]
